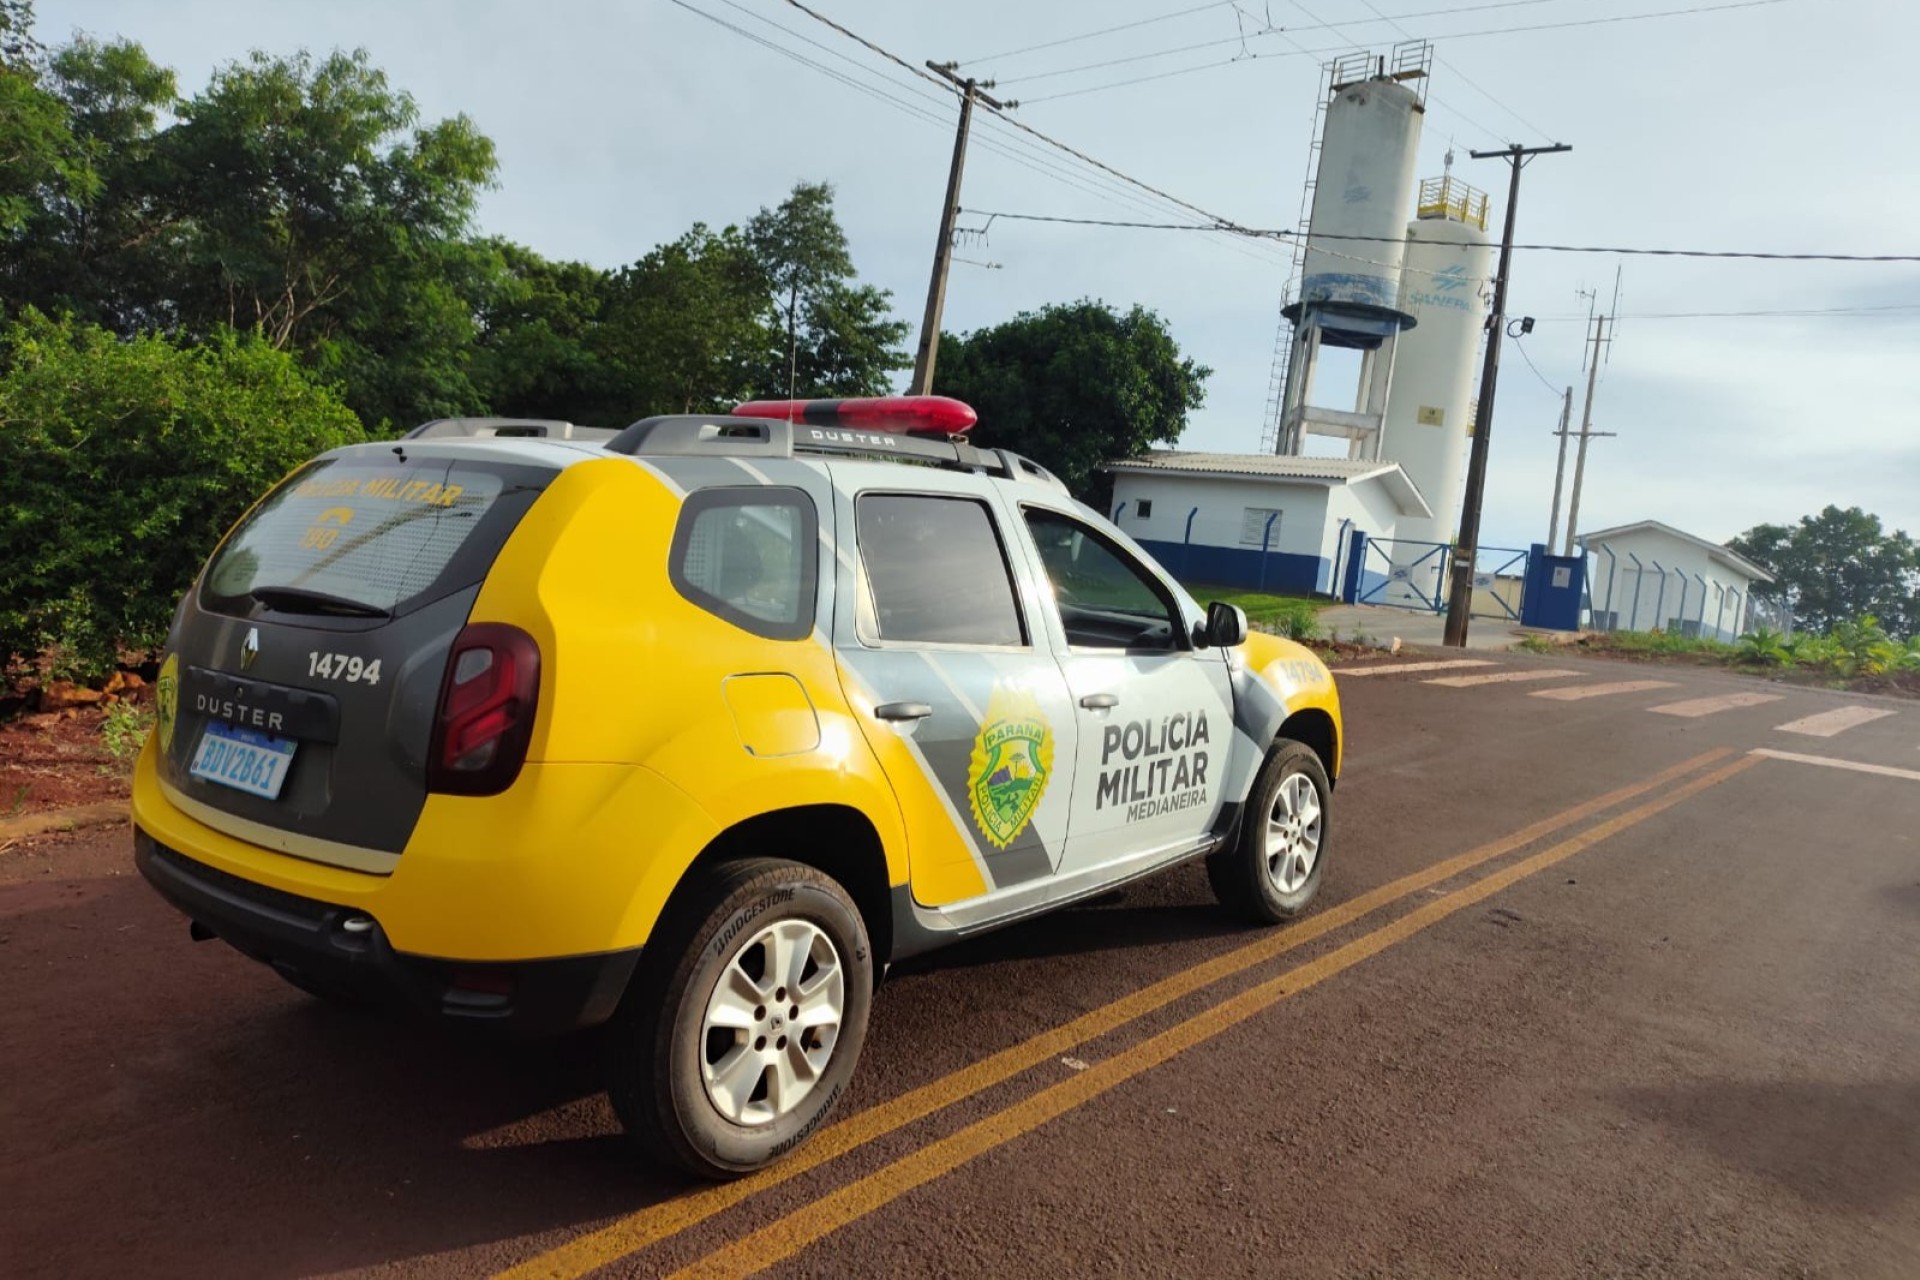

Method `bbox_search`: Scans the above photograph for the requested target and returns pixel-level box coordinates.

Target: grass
[1182,585,1328,642]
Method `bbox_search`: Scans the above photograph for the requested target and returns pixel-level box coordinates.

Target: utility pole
[1442,141,1572,648]
[1561,311,1617,555]
[1545,386,1573,550]
[908,63,1009,395]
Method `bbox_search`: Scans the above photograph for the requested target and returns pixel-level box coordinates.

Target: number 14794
[308,652,381,684]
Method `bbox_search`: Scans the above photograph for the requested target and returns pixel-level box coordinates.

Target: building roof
[1105,451,1432,518]
[1578,519,1775,584]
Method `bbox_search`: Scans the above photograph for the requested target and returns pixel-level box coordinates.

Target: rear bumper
[134,828,640,1035]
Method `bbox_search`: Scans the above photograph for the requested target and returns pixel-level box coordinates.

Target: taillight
[426,623,540,796]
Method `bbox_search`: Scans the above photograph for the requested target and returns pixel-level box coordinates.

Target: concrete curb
[0,801,131,842]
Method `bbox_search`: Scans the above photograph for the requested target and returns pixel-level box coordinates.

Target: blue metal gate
[1354,537,1451,613]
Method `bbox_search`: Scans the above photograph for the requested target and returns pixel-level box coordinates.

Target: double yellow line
[502,747,1752,1280]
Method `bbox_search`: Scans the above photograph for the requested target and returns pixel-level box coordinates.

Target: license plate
[189,723,299,800]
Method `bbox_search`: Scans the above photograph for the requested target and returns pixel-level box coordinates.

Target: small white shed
[1579,519,1775,641]
[1105,452,1431,595]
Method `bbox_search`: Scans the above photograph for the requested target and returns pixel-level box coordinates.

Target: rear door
[826,465,1078,909]
[155,449,557,868]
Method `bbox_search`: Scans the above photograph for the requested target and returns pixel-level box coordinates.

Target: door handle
[873,701,935,722]
[1078,692,1119,710]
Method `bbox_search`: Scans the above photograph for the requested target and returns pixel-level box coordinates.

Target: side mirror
[1199,601,1248,649]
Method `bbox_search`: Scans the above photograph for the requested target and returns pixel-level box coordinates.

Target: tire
[608,857,873,1180]
[1207,739,1331,925]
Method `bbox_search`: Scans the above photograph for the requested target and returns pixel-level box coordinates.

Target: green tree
[0,312,365,676]
[1,34,179,329]
[745,181,907,398]
[470,239,614,424]
[1730,505,1920,636]
[936,300,1210,500]
[594,223,768,415]
[0,2,94,240]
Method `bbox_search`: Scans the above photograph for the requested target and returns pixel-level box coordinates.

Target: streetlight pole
[1442,141,1571,648]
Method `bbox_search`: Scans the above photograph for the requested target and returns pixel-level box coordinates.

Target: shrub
[1735,626,1790,667]
[0,314,365,677]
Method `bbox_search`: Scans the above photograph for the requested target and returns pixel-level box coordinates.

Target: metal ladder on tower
[1259,59,1336,455]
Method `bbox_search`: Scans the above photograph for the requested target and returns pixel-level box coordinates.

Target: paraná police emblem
[967,685,1054,849]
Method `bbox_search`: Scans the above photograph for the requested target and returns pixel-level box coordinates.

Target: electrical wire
[772,0,1277,242]
[1511,337,1565,394]
[677,0,1290,270]
[955,0,1242,67]
[960,211,1920,261]
[1349,0,1557,143]
[1023,0,1787,104]
[991,0,1567,85]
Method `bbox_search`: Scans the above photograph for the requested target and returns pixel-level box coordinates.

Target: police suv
[132,395,1344,1179]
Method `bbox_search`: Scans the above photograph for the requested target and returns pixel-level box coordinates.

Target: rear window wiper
[244,586,392,619]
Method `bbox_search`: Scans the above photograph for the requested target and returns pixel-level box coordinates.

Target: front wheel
[1207,739,1331,925]
[608,857,873,1180]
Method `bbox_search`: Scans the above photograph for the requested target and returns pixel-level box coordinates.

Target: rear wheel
[1207,739,1331,924]
[608,857,873,1180]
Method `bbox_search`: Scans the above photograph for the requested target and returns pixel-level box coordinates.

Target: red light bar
[731,395,978,436]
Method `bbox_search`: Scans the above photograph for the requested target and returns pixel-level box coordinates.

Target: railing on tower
[1416,176,1489,229]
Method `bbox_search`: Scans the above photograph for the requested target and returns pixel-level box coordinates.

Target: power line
[955,0,1241,67]
[1511,336,1564,393]
[994,0,1566,85]
[1022,0,1786,103]
[959,211,1920,260]
[1349,0,1557,143]
[671,0,1288,269]
[774,0,1273,240]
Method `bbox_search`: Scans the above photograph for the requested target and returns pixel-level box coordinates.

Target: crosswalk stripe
[1773,706,1897,737]
[1331,660,1495,677]
[1648,691,1783,718]
[1426,669,1582,688]
[1751,748,1920,783]
[1530,679,1679,701]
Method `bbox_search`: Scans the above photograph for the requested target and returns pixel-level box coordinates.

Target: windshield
[202,457,537,616]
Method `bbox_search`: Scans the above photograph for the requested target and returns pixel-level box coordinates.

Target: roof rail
[404,417,618,442]
[604,414,1069,495]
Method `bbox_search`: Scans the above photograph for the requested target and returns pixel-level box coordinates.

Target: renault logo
[240,627,260,672]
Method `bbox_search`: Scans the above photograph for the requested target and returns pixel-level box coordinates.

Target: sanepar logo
[1433,264,1469,292]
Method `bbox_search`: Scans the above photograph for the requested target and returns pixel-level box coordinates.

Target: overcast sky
[41,0,1920,551]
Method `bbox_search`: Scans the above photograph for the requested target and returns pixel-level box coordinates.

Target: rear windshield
[201,456,551,617]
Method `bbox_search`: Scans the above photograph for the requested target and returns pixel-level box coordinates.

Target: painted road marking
[1750,748,1920,783]
[1772,706,1897,738]
[1427,669,1581,688]
[664,756,1765,1280]
[1332,660,1495,677]
[496,748,1738,1280]
[1648,691,1784,718]
[1530,679,1679,702]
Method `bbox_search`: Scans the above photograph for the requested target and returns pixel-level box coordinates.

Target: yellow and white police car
[132,395,1343,1178]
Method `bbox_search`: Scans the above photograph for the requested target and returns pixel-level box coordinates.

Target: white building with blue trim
[1106,451,1431,595]
[1579,520,1775,641]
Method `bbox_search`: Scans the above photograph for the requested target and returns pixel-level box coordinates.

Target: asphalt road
[5,651,1920,1279]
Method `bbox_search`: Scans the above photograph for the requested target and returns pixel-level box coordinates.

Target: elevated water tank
[1295,74,1424,333]
[1383,176,1495,546]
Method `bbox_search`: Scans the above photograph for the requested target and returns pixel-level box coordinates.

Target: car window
[856,494,1025,647]
[201,457,547,618]
[1023,507,1181,650]
[671,487,818,640]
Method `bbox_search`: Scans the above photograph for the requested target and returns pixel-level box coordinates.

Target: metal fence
[1579,542,1789,640]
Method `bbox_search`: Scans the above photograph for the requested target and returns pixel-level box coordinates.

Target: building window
[1239,507,1284,548]
[1135,498,1153,519]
